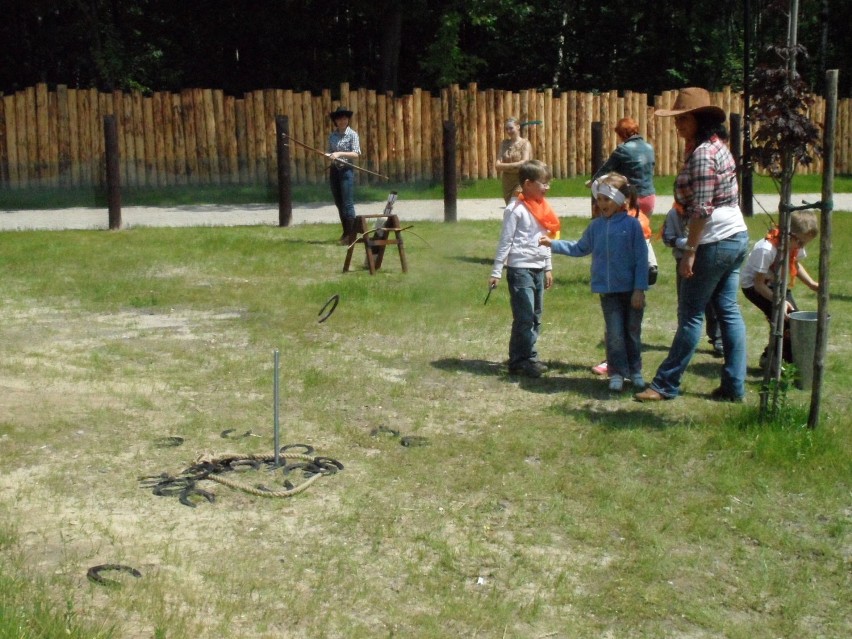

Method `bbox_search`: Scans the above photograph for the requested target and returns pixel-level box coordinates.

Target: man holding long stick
[327,106,362,244]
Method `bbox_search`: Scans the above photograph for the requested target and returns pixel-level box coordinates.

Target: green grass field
[1,213,849,638]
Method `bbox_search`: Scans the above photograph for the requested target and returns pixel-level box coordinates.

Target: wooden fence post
[103,114,121,230]
[276,115,292,227]
[443,118,457,223]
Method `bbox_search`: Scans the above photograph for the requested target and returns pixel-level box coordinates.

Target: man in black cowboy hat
[326,106,361,244]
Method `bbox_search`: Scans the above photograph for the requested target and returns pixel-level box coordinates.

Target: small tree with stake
[749,42,821,419]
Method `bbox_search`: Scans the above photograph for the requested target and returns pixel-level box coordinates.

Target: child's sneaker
[630,373,646,390]
[592,361,608,376]
[608,375,624,392]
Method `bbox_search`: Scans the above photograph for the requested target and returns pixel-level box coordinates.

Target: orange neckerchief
[766,227,799,285]
[628,206,652,239]
[518,193,561,239]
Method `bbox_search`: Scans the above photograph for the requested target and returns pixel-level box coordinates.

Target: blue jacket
[550,211,649,294]
[593,135,656,197]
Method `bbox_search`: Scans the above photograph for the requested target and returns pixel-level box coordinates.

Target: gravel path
[0,193,845,231]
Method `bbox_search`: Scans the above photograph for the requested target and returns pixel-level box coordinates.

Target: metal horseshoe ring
[318,294,340,323]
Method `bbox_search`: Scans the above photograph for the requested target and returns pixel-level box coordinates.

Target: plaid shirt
[674,136,739,220]
[327,126,361,168]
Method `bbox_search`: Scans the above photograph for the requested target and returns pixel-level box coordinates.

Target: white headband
[591,179,626,206]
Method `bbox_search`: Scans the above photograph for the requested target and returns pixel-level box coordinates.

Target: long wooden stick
[280,132,390,180]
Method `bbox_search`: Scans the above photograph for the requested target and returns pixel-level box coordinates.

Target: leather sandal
[634,388,666,402]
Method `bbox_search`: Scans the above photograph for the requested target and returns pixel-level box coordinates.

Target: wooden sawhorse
[342,194,408,274]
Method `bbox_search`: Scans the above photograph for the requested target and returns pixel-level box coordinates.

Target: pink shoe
[591,361,608,376]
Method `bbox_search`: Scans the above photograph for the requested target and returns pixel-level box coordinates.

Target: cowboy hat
[329,106,353,121]
[655,87,725,122]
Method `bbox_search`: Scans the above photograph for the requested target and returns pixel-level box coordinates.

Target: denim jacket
[550,211,649,294]
[594,135,656,197]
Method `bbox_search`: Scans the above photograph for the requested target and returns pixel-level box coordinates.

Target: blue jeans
[507,267,545,368]
[330,166,356,229]
[600,292,644,378]
[650,231,749,398]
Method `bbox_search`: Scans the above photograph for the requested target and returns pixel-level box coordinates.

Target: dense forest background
[1,0,849,98]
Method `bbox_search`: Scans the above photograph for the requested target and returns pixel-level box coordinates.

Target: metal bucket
[789,311,829,390]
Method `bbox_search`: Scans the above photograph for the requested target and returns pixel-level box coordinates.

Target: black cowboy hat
[329,106,354,121]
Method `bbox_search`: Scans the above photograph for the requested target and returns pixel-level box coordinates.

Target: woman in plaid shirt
[635,88,749,403]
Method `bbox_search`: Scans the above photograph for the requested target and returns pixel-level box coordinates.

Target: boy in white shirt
[489,161,560,377]
[741,210,820,365]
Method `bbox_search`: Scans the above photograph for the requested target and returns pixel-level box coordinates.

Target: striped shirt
[674,135,739,220]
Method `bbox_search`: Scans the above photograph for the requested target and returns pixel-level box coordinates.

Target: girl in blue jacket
[541,172,648,392]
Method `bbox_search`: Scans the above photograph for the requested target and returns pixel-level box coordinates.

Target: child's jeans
[507,267,545,368]
[600,292,644,378]
[742,285,798,362]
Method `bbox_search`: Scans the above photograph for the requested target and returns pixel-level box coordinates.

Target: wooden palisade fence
[0,82,849,190]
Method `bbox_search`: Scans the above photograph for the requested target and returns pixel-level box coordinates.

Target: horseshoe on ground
[86,564,142,587]
[318,294,340,323]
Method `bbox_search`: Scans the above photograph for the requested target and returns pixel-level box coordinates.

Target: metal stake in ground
[273,349,281,467]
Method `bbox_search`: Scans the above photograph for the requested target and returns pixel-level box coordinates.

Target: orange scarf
[518,193,561,239]
[766,227,799,285]
[628,207,652,239]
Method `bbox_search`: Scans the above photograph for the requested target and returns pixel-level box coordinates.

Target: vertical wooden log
[356,87,369,186]
[234,98,249,184]
[475,85,487,180]
[281,90,294,184]
[116,91,132,186]
[401,94,413,181]
[161,92,176,186]
[57,85,72,186]
[223,94,238,184]
[390,95,402,181]
[76,90,91,187]
[544,88,554,173]
[142,94,157,187]
[412,88,423,182]
[151,93,165,187]
[443,118,457,222]
[35,83,50,184]
[288,93,303,183]
[104,115,121,229]
[201,89,221,184]
[420,89,432,182]
[301,91,316,184]
[242,92,255,183]
[367,89,379,184]
[213,89,229,184]
[591,120,604,178]
[264,89,277,184]
[276,115,291,227]
[180,90,198,184]
[94,91,109,188]
[0,97,8,187]
[172,94,187,185]
[47,87,59,186]
[4,95,18,187]
[195,88,212,184]
[566,91,577,178]
[131,91,146,187]
[376,93,388,181]
[23,87,37,186]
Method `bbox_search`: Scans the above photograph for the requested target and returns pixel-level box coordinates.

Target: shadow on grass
[557,404,681,430]
[454,255,492,265]
[431,357,504,376]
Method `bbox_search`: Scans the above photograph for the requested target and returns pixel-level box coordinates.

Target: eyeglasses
[535,180,551,189]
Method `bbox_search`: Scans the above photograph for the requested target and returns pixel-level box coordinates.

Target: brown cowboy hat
[329,106,353,121]
[655,87,726,122]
